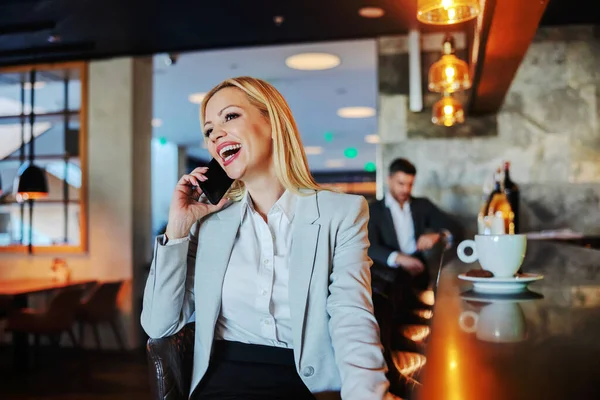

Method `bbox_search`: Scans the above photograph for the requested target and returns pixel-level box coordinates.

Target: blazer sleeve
[423,198,462,242]
[140,222,199,338]
[327,196,391,400]
[367,204,399,266]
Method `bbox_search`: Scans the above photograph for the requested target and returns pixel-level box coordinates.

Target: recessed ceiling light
[304,146,323,155]
[326,159,345,168]
[285,53,341,71]
[188,92,207,104]
[365,134,380,144]
[23,82,45,90]
[151,118,162,128]
[359,7,385,18]
[337,106,376,118]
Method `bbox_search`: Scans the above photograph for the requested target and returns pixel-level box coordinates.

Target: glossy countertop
[416,240,600,400]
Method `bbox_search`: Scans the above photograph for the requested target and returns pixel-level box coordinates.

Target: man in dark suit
[368,158,460,309]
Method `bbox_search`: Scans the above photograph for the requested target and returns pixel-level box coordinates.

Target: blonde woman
[141,77,395,400]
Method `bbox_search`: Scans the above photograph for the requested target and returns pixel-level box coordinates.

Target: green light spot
[344,147,358,159]
[365,162,376,172]
[158,137,168,145]
[324,131,334,142]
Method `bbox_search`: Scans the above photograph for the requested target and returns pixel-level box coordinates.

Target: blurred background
[0,0,598,399]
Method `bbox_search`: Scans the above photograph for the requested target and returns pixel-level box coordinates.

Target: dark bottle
[503,161,520,234]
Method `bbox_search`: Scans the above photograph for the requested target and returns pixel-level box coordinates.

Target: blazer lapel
[289,191,320,359]
[381,201,400,250]
[195,203,241,339]
[409,198,423,239]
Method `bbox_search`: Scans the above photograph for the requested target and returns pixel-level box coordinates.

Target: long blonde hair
[200,76,324,201]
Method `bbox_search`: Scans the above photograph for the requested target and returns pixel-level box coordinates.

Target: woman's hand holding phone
[165,167,228,240]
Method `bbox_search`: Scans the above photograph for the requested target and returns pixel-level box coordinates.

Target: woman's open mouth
[218,143,242,166]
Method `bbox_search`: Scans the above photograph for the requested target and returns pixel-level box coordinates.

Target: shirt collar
[240,189,296,222]
[385,192,411,211]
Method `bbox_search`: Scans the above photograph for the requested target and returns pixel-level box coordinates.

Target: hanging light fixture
[14,69,49,202]
[429,35,471,93]
[432,93,465,127]
[417,0,480,25]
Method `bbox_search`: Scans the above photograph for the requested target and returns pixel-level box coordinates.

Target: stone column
[88,56,153,348]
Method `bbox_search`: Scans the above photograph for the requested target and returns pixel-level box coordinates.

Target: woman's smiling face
[203,87,273,181]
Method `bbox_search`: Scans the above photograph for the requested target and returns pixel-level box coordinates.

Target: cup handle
[457,240,478,263]
[458,311,479,333]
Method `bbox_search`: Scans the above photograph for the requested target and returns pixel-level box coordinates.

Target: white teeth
[219,144,242,159]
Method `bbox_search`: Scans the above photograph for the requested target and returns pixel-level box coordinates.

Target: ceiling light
[326,159,345,168]
[285,53,341,71]
[428,36,471,93]
[151,118,163,128]
[188,92,207,104]
[23,82,45,90]
[359,7,385,18]
[417,0,480,25]
[365,134,380,144]
[432,94,465,127]
[337,106,376,118]
[304,146,323,155]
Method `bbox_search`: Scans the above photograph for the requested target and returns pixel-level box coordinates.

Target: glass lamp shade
[417,0,480,25]
[13,162,49,202]
[432,95,465,127]
[429,54,471,93]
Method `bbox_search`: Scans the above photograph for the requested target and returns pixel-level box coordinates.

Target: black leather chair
[146,323,195,400]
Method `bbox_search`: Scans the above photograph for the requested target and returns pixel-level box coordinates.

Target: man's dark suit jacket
[367,196,461,296]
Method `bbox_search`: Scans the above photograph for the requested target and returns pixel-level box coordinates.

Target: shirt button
[302,366,315,377]
[261,289,268,296]
[264,259,270,265]
[263,319,272,325]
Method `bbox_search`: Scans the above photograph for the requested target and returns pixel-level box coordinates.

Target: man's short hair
[389,158,417,176]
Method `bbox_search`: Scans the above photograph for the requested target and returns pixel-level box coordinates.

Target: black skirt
[192,340,316,400]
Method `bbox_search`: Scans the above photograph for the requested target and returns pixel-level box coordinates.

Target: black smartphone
[198,158,235,205]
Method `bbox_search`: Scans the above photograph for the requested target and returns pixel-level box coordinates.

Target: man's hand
[416,232,441,251]
[395,253,424,276]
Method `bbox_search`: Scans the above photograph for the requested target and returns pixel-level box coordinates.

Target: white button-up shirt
[385,192,417,267]
[214,190,296,348]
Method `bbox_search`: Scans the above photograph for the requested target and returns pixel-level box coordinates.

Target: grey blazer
[140,190,390,400]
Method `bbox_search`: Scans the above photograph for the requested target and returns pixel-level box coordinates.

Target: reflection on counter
[417,240,600,400]
[458,290,543,343]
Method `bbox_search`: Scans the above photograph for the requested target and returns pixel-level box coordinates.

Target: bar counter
[416,240,600,400]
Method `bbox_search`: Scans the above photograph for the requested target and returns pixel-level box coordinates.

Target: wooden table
[0,278,96,296]
[415,240,600,400]
[0,278,97,369]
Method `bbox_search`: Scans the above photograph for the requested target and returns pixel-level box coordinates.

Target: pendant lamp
[432,93,465,127]
[14,69,49,203]
[417,0,480,25]
[428,35,471,93]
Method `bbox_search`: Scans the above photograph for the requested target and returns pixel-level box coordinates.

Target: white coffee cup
[457,234,527,277]
[458,302,527,343]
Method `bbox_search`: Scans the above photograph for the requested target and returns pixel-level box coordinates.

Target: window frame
[0,61,88,255]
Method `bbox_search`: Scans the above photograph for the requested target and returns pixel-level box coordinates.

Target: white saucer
[457,273,544,294]
[460,289,544,303]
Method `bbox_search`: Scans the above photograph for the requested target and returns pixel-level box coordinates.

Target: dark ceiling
[0,0,596,67]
